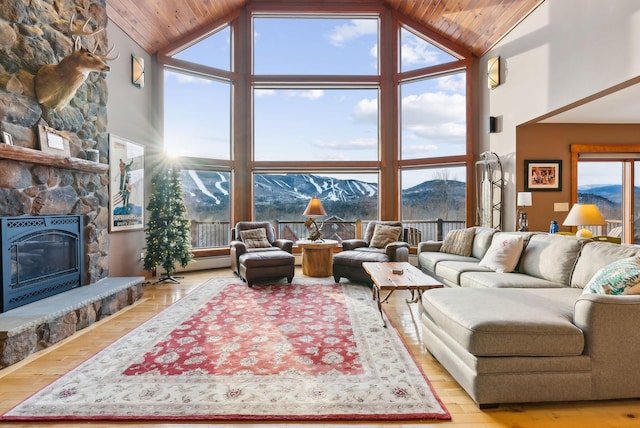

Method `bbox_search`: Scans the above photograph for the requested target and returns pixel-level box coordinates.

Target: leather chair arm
[341,239,368,251]
[385,241,410,261]
[230,240,247,273]
[230,240,247,253]
[273,239,294,253]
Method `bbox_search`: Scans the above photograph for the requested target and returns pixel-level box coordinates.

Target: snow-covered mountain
[181,171,636,221]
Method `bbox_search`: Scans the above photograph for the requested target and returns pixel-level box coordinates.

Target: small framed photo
[38,125,71,156]
[525,160,562,192]
[1,131,13,145]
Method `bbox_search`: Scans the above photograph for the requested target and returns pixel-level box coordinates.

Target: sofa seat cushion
[333,249,388,267]
[419,251,479,272]
[459,271,566,289]
[421,288,584,357]
[239,250,295,268]
[434,261,492,286]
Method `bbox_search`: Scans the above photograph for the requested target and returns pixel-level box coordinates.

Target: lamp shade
[516,192,532,207]
[562,203,606,238]
[302,197,327,217]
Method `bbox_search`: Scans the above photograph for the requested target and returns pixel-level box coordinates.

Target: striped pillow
[440,228,475,257]
[239,228,272,248]
[369,224,402,248]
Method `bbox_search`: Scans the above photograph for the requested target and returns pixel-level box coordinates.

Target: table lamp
[516,192,532,232]
[562,203,606,238]
[302,197,327,241]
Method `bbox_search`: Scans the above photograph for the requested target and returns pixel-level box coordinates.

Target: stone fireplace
[0,0,111,290]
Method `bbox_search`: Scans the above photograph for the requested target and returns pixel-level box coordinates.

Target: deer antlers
[69,13,118,60]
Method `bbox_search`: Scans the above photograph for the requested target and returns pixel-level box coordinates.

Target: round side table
[296,239,339,277]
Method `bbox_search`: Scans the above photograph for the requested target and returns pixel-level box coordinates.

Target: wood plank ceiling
[106,0,543,57]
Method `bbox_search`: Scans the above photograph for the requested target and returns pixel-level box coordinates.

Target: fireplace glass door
[11,231,79,287]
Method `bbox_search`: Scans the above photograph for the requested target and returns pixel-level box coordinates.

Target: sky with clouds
[165,17,467,188]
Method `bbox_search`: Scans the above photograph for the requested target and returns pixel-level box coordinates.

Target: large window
[573,144,639,244]
[401,166,466,241]
[161,5,471,250]
[254,88,379,161]
[253,18,378,75]
[164,70,231,160]
[400,73,466,160]
[577,159,638,243]
[180,169,231,249]
[173,26,231,71]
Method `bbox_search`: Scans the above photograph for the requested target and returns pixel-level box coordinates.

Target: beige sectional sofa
[417,229,640,407]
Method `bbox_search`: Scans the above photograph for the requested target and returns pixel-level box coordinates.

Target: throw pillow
[478,235,524,273]
[584,256,640,295]
[440,228,475,257]
[369,224,402,248]
[239,228,271,248]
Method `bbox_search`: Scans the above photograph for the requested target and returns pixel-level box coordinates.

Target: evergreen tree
[144,165,193,283]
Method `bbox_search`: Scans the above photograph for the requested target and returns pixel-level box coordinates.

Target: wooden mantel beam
[0,144,108,174]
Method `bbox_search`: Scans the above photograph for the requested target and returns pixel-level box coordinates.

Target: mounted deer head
[35,14,118,111]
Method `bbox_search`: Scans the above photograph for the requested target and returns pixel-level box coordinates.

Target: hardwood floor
[1,267,638,427]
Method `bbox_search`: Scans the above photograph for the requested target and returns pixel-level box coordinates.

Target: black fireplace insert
[1,215,84,313]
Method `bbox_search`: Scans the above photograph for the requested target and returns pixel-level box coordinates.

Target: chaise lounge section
[417,231,640,407]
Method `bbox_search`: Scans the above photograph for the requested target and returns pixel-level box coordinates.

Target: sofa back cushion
[470,227,498,259]
[518,234,586,284]
[571,241,640,288]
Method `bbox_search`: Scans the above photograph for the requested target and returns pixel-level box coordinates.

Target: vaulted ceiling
[106,0,544,57]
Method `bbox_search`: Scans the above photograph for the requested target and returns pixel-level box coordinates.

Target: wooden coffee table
[362,261,443,327]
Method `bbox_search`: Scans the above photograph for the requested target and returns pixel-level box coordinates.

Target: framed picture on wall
[524,160,562,192]
[109,135,145,232]
[38,125,71,156]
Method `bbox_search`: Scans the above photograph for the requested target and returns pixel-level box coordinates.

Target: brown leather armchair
[332,221,409,284]
[230,221,295,287]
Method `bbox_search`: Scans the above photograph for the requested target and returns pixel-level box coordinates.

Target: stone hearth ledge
[0,277,145,368]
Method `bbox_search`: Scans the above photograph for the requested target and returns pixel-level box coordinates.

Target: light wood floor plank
[1,267,639,427]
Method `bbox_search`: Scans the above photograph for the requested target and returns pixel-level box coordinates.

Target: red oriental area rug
[1,278,450,422]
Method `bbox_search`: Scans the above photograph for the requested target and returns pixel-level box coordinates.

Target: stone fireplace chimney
[0,0,111,285]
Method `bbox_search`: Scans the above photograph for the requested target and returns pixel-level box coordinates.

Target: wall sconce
[132,55,145,88]
[487,56,500,89]
[516,191,532,232]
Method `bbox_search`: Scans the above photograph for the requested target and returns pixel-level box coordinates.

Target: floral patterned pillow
[584,256,640,295]
[440,228,475,257]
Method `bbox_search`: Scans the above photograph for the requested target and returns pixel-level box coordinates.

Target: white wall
[105,20,156,276]
[480,0,640,230]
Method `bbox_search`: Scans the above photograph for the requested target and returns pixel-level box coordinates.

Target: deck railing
[189,219,467,249]
[190,218,627,249]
